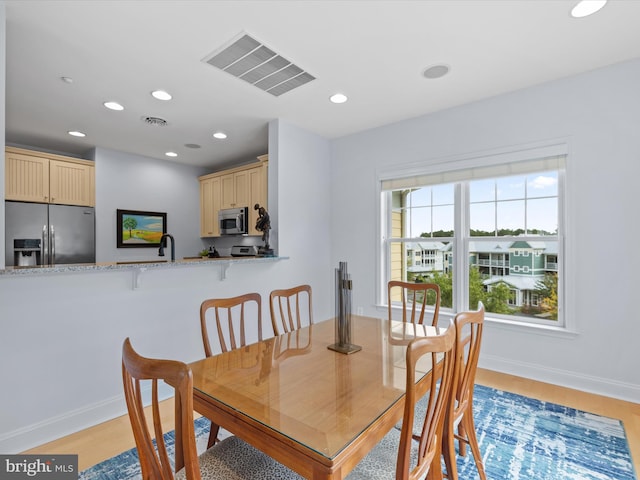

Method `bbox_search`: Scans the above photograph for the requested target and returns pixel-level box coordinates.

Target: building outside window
[381,154,565,326]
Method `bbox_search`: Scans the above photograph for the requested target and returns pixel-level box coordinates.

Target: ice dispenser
[14,238,41,267]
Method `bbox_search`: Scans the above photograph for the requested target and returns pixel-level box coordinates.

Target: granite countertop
[0,255,285,276]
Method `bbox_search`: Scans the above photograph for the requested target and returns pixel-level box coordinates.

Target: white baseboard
[0,382,174,454]
[480,354,640,404]
[0,394,126,454]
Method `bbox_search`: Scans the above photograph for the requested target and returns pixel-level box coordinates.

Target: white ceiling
[5,0,640,169]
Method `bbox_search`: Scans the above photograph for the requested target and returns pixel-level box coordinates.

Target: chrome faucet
[158,234,175,262]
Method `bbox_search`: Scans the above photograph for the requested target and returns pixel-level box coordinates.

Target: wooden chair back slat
[388,280,441,326]
[269,285,313,335]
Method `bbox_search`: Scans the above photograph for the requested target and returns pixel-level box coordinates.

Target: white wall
[0,1,5,267]
[92,147,208,262]
[330,58,640,403]
[0,121,333,453]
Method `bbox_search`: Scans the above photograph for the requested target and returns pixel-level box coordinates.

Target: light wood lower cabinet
[199,156,268,238]
[5,147,95,207]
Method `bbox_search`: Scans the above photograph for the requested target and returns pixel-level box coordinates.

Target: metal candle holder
[328,261,361,354]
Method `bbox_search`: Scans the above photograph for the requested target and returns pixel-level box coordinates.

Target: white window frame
[376,141,573,334]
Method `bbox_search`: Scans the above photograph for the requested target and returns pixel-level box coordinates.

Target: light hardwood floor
[24,368,640,474]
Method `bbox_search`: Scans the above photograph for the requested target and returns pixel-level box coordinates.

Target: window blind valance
[381,155,566,191]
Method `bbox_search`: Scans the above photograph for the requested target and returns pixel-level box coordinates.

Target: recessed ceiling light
[60,76,73,84]
[68,131,86,137]
[423,64,450,79]
[165,152,178,157]
[330,93,348,104]
[184,143,201,149]
[151,90,172,101]
[213,132,227,140]
[103,101,124,111]
[570,0,607,17]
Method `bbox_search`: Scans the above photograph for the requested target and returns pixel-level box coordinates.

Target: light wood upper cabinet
[247,165,267,235]
[5,147,95,207]
[5,151,50,202]
[49,160,95,206]
[199,156,268,238]
[200,176,221,237]
[220,169,249,209]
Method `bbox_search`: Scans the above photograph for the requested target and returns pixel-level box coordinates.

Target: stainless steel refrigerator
[5,201,96,266]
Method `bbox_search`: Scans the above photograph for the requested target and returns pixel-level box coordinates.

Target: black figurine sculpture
[254,203,274,256]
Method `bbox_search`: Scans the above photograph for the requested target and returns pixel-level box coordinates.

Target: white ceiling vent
[142,116,168,127]
[204,33,315,96]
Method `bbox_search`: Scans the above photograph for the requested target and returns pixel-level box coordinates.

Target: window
[381,153,565,326]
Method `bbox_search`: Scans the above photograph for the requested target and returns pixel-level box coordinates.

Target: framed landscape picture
[117,209,167,248]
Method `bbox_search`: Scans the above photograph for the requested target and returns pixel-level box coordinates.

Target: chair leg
[457,422,467,456]
[461,413,486,480]
[442,420,458,480]
[206,421,220,449]
[427,442,444,480]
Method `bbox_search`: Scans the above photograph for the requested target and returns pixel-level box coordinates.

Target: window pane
[527,171,558,198]
[407,206,431,237]
[470,202,495,235]
[407,187,430,207]
[527,197,557,234]
[497,175,525,200]
[432,183,454,205]
[397,184,454,238]
[406,240,453,309]
[469,179,495,202]
[497,200,525,234]
[432,205,454,236]
[469,239,558,320]
[389,241,405,283]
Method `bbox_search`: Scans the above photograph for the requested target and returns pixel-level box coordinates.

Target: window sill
[375,304,579,339]
[483,316,579,339]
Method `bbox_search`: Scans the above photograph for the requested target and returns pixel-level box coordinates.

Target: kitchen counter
[0,255,287,285]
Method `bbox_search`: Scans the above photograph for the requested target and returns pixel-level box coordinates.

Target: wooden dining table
[188,315,442,479]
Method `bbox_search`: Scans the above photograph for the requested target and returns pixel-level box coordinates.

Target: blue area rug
[455,385,636,480]
[80,385,636,479]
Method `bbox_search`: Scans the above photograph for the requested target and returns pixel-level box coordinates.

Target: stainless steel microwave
[219,207,248,235]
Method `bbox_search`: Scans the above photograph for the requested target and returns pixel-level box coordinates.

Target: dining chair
[442,302,486,480]
[346,322,457,480]
[121,338,303,480]
[269,284,313,335]
[199,292,262,447]
[388,280,441,326]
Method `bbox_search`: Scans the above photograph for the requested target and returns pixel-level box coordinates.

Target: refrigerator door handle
[42,224,48,265]
[51,225,56,264]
